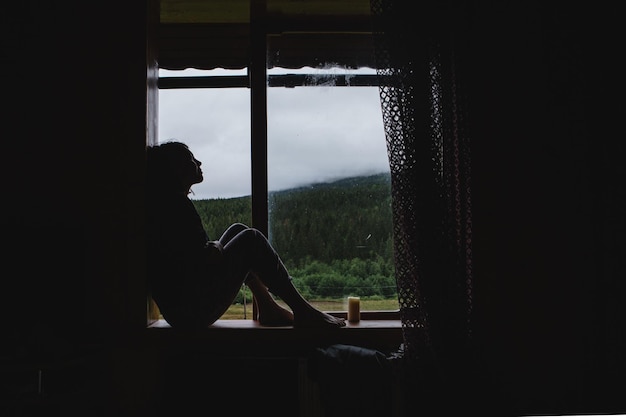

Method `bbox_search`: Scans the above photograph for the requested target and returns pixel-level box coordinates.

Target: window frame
[156,71,400,322]
[153,8,400,324]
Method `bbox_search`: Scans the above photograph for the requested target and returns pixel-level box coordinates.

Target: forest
[192,173,397,302]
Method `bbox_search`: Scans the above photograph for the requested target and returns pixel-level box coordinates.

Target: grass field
[221,298,399,320]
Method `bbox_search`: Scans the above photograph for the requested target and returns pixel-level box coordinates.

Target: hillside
[192,172,395,298]
[193,172,392,261]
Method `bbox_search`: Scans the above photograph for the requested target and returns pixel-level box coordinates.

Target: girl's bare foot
[258,304,294,327]
[293,307,347,328]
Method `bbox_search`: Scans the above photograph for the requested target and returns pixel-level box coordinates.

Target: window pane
[158,69,254,319]
[157,66,398,318]
[158,69,251,201]
[267,66,398,312]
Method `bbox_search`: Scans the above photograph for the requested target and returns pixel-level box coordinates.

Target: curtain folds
[370,0,475,402]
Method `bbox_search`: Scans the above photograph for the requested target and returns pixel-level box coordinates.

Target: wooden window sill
[145,318,403,356]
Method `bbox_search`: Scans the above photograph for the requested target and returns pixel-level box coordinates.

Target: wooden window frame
[149,2,400,330]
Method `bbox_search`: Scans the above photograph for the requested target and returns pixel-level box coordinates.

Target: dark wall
[2,2,150,415]
[1,1,622,416]
[3,1,148,337]
[467,1,624,414]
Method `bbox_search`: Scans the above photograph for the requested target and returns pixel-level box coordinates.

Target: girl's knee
[224,222,248,236]
[220,223,251,244]
[228,222,248,231]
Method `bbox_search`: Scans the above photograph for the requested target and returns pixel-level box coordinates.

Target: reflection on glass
[267,66,398,311]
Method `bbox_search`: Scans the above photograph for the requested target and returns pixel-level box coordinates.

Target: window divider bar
[158,75,249,89]
[250,0,268,238]
[158,74,384,89]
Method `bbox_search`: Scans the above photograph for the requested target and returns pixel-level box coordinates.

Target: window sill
[145,316,403,356]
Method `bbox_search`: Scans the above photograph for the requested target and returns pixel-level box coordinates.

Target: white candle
[347,296,360,322]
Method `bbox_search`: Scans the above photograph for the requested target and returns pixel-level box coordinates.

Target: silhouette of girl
[146,141,346,329]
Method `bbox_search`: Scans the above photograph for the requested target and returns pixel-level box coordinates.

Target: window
[158,68,251,200]
[266,65,397,313]
[155,3,399,320]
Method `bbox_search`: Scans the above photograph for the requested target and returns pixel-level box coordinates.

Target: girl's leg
[218,222,249,245]
[186,224,278,327]
[245,274,294,326]
[216,223,292,325]
[222,227,346,328]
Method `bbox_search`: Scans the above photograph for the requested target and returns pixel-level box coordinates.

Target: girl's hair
[146,141,190,193]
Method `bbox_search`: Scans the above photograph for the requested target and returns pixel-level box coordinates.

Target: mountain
[193,172,393,264]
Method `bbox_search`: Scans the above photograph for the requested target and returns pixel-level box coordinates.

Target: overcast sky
[158,67,390,200]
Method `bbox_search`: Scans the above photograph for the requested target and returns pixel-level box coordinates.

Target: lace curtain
[370,0,474,405]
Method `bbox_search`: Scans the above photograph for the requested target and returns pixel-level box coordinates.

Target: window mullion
[250,0,268,237]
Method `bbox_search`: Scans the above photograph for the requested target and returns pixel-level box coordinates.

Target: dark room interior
[2,1,623,416]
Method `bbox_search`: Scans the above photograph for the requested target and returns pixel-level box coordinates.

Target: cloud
[158,68,389,199]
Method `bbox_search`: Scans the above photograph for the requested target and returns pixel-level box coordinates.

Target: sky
[158,67,390,200]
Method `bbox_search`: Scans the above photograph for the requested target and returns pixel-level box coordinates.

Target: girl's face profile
[180,149,203,186]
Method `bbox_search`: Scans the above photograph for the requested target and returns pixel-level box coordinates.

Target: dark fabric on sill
[309,344,393,417]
